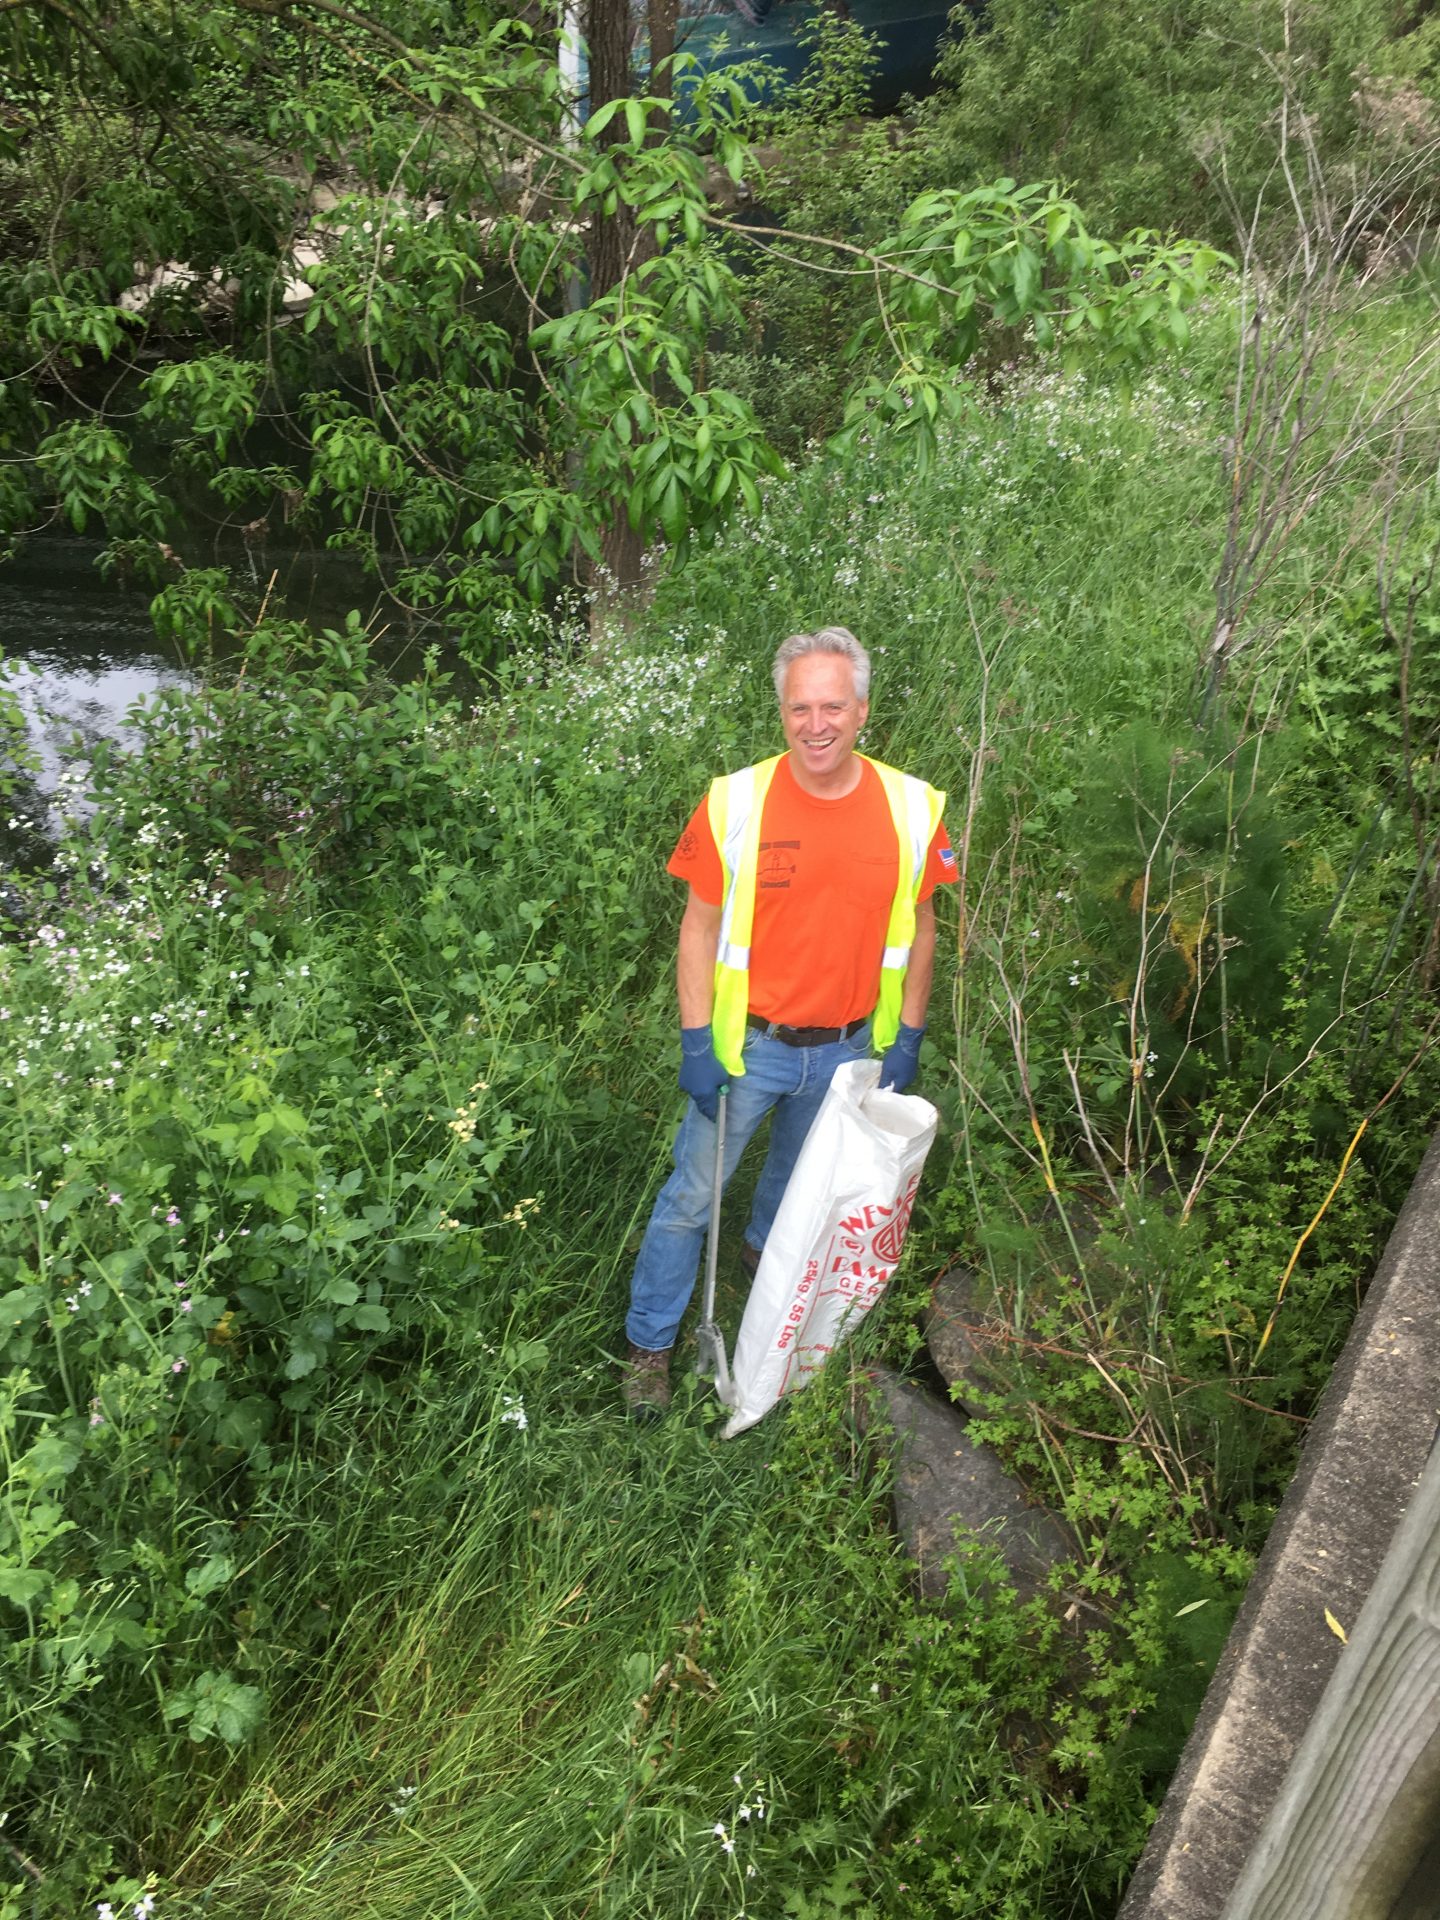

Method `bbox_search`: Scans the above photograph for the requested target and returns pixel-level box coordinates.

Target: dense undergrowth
[2,281,1439,1919]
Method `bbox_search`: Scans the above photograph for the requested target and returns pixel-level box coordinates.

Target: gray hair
[771,626,871,701]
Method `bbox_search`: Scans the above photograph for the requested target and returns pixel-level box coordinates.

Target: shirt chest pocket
[847,852,899,913]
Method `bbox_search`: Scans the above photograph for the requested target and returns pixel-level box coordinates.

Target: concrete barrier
[1220,1438,1440,1918]
[1117,1127,1440,1920]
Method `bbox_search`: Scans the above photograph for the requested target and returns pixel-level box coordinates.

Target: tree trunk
[583,0,637,303]
[647,0,676,122]
[582,0,676,602]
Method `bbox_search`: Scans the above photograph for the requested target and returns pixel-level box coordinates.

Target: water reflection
[5,651,193,795]
[1,537,473,882]
[0,570,193,852]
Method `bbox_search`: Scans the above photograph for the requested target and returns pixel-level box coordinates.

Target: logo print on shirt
[759,840,798,890]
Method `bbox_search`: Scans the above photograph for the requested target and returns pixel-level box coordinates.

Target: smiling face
[779,651,869,797]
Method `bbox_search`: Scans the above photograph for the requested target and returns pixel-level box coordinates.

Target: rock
[280,239,327,313]
[118,259,201,313]
[204,274,241,317]
[924,1264,1012,1416]
[118,260,239,317]
[308,180,348,216]
[862,1365,1074,1602]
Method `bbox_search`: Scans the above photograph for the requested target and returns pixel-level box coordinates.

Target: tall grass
[169,1372,955,1919]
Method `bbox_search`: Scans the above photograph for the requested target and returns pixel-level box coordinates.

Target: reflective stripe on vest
[708,756,784,1076]
[705,754,945,1076]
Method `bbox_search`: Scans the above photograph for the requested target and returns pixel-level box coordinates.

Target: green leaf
[1012,246,1040,310]
[585,100,622,139]
[215,1397,273,1452]
[185,1554,235,1599]
[504,1337,550,1372]
[659,474,684,544]
[24,1433,81,1482]
[0,1287,45,1325]
[0,1566,48,1606]
[163,1670,266,1746]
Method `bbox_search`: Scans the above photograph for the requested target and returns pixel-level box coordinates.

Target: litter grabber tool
[694,1086,736,1406]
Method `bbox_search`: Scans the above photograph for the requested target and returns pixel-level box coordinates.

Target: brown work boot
[739,1241,761,1279]
[621,1343,671,1419]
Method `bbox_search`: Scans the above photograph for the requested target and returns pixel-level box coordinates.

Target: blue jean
[625,1021,872,1352]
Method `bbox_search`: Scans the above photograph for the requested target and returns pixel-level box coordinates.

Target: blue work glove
[679,1025,728,1121]
[878,1022,925,1094]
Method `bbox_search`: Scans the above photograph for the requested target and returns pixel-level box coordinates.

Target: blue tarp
[584,1,960,115]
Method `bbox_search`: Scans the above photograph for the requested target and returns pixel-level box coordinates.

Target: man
[621,626,955,1416]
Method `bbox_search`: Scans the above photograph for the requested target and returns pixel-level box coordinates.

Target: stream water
[0,531,413,877]
[1,539,187,797]
[0,537,190,884]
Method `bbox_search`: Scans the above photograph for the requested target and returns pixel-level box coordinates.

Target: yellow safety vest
[705,753,946,1076]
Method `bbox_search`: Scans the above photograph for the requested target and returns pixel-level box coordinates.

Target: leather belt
[746,1013,868,1048]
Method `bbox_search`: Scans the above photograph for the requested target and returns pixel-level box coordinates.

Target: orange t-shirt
[668,757,956,1027]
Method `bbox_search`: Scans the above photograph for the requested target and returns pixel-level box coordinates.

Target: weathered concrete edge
[1219,1439,1440,1917]
[1117,1125,1440,1920]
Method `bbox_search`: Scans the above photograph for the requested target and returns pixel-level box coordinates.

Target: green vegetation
[712,0,1440,451]
[0,0,1219,629]
[920,0,1440,240]
[5,290,1439,1914]
[2,2,1439,1916]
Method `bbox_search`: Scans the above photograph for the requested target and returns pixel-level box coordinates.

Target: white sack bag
[721,1058,938,1439]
